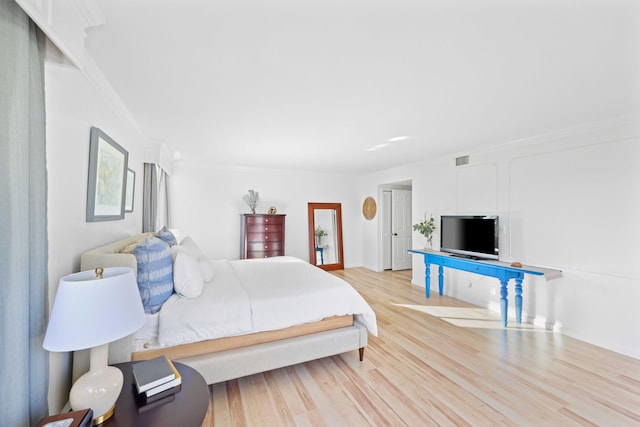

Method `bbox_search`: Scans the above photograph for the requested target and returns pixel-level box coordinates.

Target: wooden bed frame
[73,234,369,385]
[131,315,358,361]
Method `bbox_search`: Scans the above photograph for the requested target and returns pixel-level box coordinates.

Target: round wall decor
[362,196,377,220]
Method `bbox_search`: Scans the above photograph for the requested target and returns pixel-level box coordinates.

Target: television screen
[440,215,499,260]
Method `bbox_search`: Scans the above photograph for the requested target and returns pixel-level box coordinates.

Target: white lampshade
[44,267,145,351]
[43,267,145,423]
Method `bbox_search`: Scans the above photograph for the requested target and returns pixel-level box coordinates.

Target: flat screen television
[440,215,499,260]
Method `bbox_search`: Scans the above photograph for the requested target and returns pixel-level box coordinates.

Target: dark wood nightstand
[101,361,209,426]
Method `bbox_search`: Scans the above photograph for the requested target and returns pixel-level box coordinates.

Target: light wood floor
[200,267,640,426]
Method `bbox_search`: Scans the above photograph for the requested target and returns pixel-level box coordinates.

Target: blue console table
[408,249,557,327]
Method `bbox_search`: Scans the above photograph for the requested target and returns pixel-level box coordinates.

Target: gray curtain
[142,163,170,232]
[142,163,158,232]
[158,166,170,228]
[0,0,50,425]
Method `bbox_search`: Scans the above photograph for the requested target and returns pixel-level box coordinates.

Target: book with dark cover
[132,355,175,393]
[137,393,176,413]
[144,358,182,397]
[140,383,182,405]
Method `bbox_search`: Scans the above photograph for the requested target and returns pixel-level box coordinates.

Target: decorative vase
[425,236,433,250]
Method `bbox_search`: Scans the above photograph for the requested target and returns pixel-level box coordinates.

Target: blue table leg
[425,260,431,298]
[515,276,523,323]
[500,278,508,327]
[438,265,444,296]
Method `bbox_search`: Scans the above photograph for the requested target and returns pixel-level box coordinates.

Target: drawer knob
[265,227,269,231]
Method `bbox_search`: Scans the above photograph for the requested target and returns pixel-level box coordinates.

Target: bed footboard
[131,315,354,361]
[73,321,367,385]
[179,320,368,384]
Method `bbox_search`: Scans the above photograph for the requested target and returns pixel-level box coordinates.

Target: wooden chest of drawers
[240,214,286,259]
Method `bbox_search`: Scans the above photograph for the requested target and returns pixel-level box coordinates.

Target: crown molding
[75,0,106,29]
[495,114,639,149]
[16,0,144,138]
[452,113,640,161]
[81,52,144,136]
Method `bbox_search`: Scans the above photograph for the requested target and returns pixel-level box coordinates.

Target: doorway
[380,181,412,270]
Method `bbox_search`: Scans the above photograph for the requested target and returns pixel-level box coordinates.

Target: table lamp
[43,267,145,424]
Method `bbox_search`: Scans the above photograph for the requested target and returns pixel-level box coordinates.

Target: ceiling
[84,0,640,174]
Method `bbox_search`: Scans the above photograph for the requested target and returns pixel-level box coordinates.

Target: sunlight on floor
[392,303,547,331]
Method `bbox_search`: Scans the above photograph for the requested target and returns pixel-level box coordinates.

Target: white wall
[29,7,640,418]
[45,63,146,412]
[42,62,365,413]
[358,116,640,359]
[43,61,640,419]
[170,161,363,266]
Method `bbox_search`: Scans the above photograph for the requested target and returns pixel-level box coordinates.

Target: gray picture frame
[125,168,135,213]
[86,127,128,222]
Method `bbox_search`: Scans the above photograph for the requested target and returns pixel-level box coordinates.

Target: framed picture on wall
[86,127,128,222]
[125,169,135,213]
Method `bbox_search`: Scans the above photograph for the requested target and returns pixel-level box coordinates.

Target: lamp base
[70,344,123,425]
[93,403,115,425]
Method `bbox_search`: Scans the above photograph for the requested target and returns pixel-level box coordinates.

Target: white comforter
[157,256,377,347]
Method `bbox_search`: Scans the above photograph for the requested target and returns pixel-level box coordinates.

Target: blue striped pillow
[155,226,178,247]
[124,236,174,314]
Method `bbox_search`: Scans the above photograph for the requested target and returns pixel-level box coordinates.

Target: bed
[72,232,377,385]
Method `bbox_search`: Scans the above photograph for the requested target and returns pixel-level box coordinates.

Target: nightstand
[100,361,209,426]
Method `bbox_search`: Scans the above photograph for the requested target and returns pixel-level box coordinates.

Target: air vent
[455,155,469,166]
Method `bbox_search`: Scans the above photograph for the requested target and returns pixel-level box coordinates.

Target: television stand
[408,249,561,327]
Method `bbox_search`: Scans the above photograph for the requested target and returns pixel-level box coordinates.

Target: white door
[381,191,392,270]
[391,189,412,270]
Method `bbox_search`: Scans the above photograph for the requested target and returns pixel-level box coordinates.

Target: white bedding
[157,258,253,346]
[155,256,377,347]
[233,257,377,335]
[133,313,160,340]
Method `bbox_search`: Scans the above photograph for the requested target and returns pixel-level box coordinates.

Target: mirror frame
[308,202,344,271]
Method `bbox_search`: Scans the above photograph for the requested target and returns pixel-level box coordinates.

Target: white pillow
[199,258,214,282]
[179,236,203,258]
[173,251,204,298]
[172,236,215,282]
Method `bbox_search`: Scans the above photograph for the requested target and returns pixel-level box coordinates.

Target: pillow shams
[173,251,204,298]
[171,236,215,284]
[123,236,173,314]
[176,236,202,258]
[155,226,178,246]
[199,258,214,282]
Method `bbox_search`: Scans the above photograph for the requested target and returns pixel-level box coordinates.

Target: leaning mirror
[308,202,344,271]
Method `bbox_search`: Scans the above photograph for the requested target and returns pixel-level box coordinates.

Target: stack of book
[132,355,182,411]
